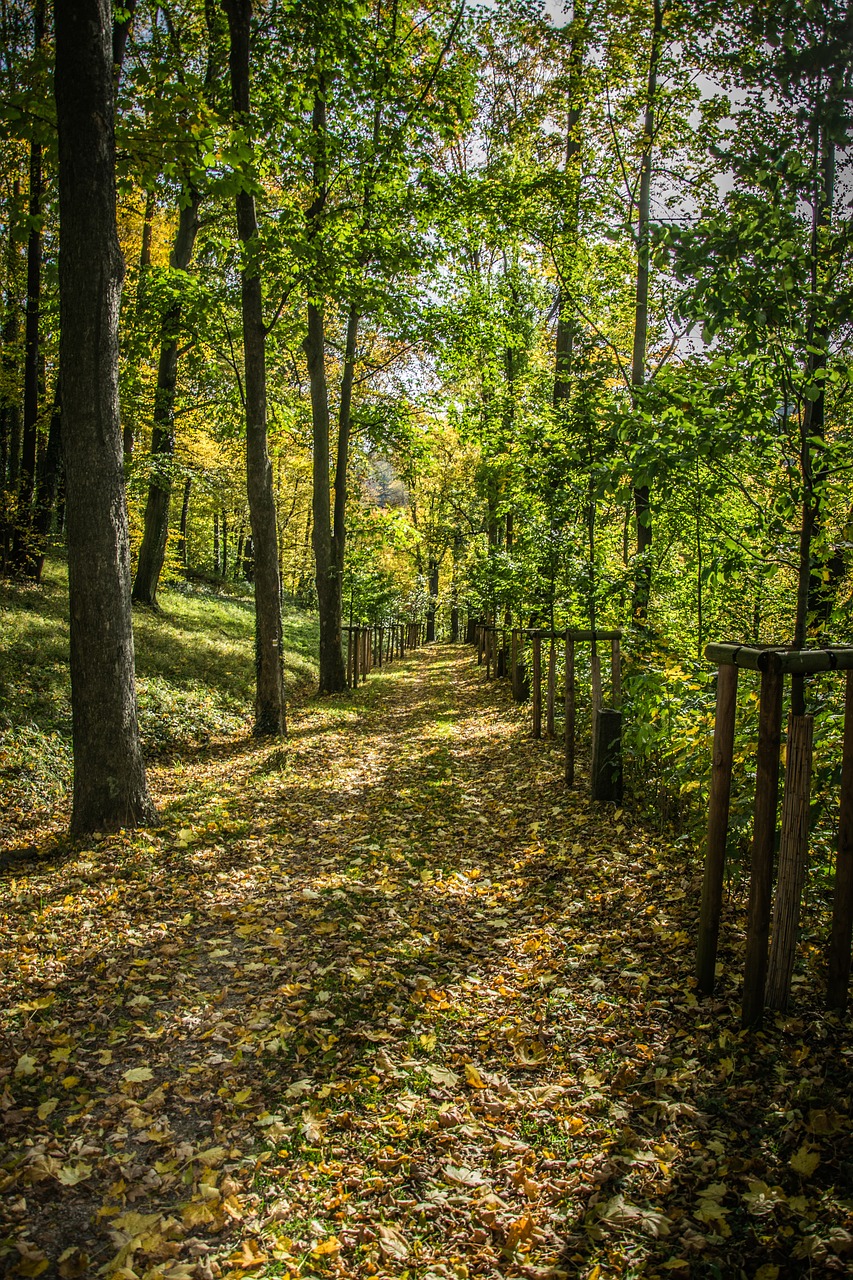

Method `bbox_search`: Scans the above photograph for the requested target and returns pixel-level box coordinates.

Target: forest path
[2,645,846,1278]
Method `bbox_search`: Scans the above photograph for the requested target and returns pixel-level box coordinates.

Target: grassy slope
[0,558,318,838]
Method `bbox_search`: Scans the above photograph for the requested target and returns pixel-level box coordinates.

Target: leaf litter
[1,645,852,1278]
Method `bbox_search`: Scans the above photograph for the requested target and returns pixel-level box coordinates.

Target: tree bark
[54,0,156,833]
[0,178,22,572]
[630,0,663,623]
[131,189,201,605]
[12,0,46,579]
[765,714,814,1011]
[224,0,286,734]
[426,557,439,641]
[177,474,191,566]
[552,0,585,407]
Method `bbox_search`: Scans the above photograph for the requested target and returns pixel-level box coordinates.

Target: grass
[0,556,319,835]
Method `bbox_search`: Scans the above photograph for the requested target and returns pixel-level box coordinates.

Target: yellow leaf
[37,1098,58,1120]
[419,1033,437,1051]
[98,1050,114,1065]
[790,1144,820,1178]
[58,1161,93,1186]
[464,1062,487,1089]
[234,1088,252,1104]
[311,1237,341,1258]
[122,1066,154,1083]
[62,1075,80,1090]
[754,1267,780,1280]
[14,1053,37,1076]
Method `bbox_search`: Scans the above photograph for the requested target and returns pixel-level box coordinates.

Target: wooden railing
[697,643,853,1024]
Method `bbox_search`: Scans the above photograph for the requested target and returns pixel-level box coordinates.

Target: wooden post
[378,625,384,668]
[611,636,621,709]
[486,627,492,680]
[591,709,623,802]
[353,626,361,687]
[565,635,575,786]
[741,663,784,1029]
[546,638,556,738]
[532,631,542,739]
[766,713,814,1011]
[591,645,602,716]
[828,668,853,1010]
[511,629,519,699]
[696,663,739,995]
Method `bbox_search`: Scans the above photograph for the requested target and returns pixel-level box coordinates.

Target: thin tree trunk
[54,0,156,833]
[553,0,585,407]
[213,509,220,575]
[124,187,154,460]
[630,0,663,622]
[34,382,62,552]
[426,557,439,641]
[304,79,356,695]
[13,0,45,579]
[131,189,201,605]
[177,474,191,565]
[224,0,286,734]
[0,178,22,572]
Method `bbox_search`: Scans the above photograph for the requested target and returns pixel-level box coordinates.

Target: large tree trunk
[223,0,286,735]
[630,0,663,623]
[131,189,201,605]
[54,0,156,834]
[12,0,45,580]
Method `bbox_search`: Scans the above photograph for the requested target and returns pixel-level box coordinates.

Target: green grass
[0,556,319,829]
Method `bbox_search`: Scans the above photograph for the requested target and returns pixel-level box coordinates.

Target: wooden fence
[343,619,426,689]
[473,623,624,802]
[697,643,853,1024]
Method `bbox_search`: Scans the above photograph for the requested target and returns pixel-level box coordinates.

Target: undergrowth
[0,557,319,836]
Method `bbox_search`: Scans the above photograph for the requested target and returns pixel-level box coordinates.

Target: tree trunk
[177,474,191,565]
[54,0,156,834]
[213,509,220,575]
[306,298,349,693]
[132,189,201,606]
[124,186,154,461]
[13,0,46,579]
[552,0,585,407]
[630,0,663,623]
[426,557,439,641]
[224,0,286,735]
[304,78,357,695]
[0,179,22,573]
[34,382,63,551]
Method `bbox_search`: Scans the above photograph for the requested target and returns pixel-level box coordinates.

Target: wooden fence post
[532,631,542,739]
[766,713,814,1011]
[511,629,520,699]
[741,662,784,1029]
[696,662,739,995]
[546,638,556,738]
[354,626,361,687]
[565,634,575,786]
[591,709,623,802]
[611,636,621,708]
[828,668,853,1010]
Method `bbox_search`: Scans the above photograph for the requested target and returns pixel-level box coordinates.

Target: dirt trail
[1,645,850,1279]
